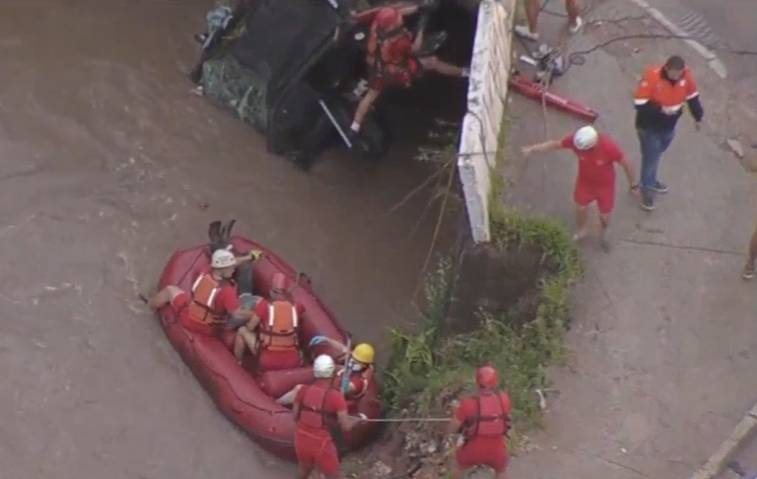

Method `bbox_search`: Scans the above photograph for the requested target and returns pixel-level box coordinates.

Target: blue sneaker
[641,195,656,211]
[651,181,669,194]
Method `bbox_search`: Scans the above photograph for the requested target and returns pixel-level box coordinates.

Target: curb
[624,0,728,79]
[688,403,757,479]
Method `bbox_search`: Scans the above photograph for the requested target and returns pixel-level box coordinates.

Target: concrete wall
[457,0,515,243]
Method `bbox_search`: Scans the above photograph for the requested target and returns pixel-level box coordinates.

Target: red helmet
[271,272,288,293]
[476,366,499,389]
[374,7,401,30]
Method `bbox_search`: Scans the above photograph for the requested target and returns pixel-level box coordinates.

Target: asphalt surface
[648,0,757,81]
[0,2,463,478]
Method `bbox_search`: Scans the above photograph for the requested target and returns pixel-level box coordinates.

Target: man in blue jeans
[634,55,703,211]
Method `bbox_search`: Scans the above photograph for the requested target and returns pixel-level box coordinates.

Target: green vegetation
[381,113,582,450]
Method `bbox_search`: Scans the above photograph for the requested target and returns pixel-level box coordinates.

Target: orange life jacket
[258,300,299,351]
[187,273,226,326]
[462,391,510,439]
[366,24,412,86]
[333,365,373,399]
[295,380,340,430]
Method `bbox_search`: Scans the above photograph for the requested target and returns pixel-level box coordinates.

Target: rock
[425,442,437,454]
[726,138,745,158]
[370,460,392,477]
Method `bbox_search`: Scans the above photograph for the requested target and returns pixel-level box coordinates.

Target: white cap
[573,126,598,151]
[211,249,237,269]
[313,354,336,378]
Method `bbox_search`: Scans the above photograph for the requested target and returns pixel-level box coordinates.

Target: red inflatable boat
[155,228,382,461]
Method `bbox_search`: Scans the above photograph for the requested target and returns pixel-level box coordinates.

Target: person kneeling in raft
[276,337,376,405]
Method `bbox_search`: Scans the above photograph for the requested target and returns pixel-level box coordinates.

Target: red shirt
[254,298,306,321]
[560,133,623,187]
[294,380,348,437]
[389,34,413,58]
[454,391,511,448]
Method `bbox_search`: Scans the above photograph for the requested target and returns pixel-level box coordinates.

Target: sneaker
[640,195,656,211]
[568,16,584,35]
[742,263,755,280]
[600,232,611,252]
[194,33,208,44]
[572,230,587,242]
[650,181,669,194]
[514,24,540,41]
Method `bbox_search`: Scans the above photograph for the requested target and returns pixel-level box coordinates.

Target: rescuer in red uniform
[348,6,469,139]
[293,354,360,479]
[446,365,512,479]
[234,272,305,371]
[147,249,257,360]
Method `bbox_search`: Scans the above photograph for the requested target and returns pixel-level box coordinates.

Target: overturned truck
[191,0,403,169]
[191,0,473,169]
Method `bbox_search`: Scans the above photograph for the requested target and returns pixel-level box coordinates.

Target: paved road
[648,0,757,81]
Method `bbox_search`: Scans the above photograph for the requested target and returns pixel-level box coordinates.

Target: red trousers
[456,436,508,473]
[294,429,340,475]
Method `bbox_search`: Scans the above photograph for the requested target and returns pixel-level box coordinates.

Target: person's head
[476,365,498,390]
[210,249,237,279]
[269,272,289,300]
[374,7,402,31]
[350,343,375,371]
[314,354,336,379]
[572,125,598,151]
[663,55,686,81]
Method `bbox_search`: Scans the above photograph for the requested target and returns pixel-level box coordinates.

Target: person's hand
[248,249,263,261]
[356,413,368,420]
[629,183,641,197]
[694,121,701,132]
[521,146,534,157]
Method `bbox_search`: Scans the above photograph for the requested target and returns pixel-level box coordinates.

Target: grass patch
[355,103,581,479]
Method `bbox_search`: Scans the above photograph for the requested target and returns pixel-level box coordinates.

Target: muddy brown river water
[0,2,467,478]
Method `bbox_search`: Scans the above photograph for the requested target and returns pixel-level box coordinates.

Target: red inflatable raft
[156,234,382,461]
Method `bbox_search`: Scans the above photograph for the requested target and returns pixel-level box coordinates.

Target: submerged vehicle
[155,220,382,460]
[190,0,462,169]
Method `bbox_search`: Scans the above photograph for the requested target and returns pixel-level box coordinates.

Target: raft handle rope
[352,416,449,423]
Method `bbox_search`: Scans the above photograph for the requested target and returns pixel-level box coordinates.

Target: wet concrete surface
[0,2,466,477]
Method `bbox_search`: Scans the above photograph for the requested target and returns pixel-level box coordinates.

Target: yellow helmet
[351,343,375,364]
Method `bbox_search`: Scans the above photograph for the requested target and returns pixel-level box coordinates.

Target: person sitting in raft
[147,248,259,362]
[276,340,375,405]
[234,272,306,372]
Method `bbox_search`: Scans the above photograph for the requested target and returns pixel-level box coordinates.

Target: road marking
[623,0,728,79]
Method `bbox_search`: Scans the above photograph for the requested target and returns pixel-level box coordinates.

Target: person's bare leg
[742,223,757,279]
[599,213,612,252]
[148,285,182,309]
[565,0,583,33]
[295,463,314,479]
[422,57,467,77]
[574,205,589,240]
[233,333,247,362]
[350,88,381,134]
[526,0,539,33]
[234,327,257,362]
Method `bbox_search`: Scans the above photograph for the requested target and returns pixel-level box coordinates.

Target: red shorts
[456,437,508,473]
[573,182,615,214]
[294,429,340,475]
[173,293,235,345]
[258,349,302,372]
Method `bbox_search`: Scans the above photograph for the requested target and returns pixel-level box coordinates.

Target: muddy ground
[0,2,480,478]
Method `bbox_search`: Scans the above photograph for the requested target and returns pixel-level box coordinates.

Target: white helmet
[573,126,598,151]
[313,354,336,379]
[211,249,237,269]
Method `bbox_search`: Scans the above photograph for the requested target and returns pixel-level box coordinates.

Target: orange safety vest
[633,65,698,114]
[462,391,510,439]
[366,24,413,86]
[333,365,373,399]
[258,300,299,351]
[187,273,227,326]
[295,381,340,430]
